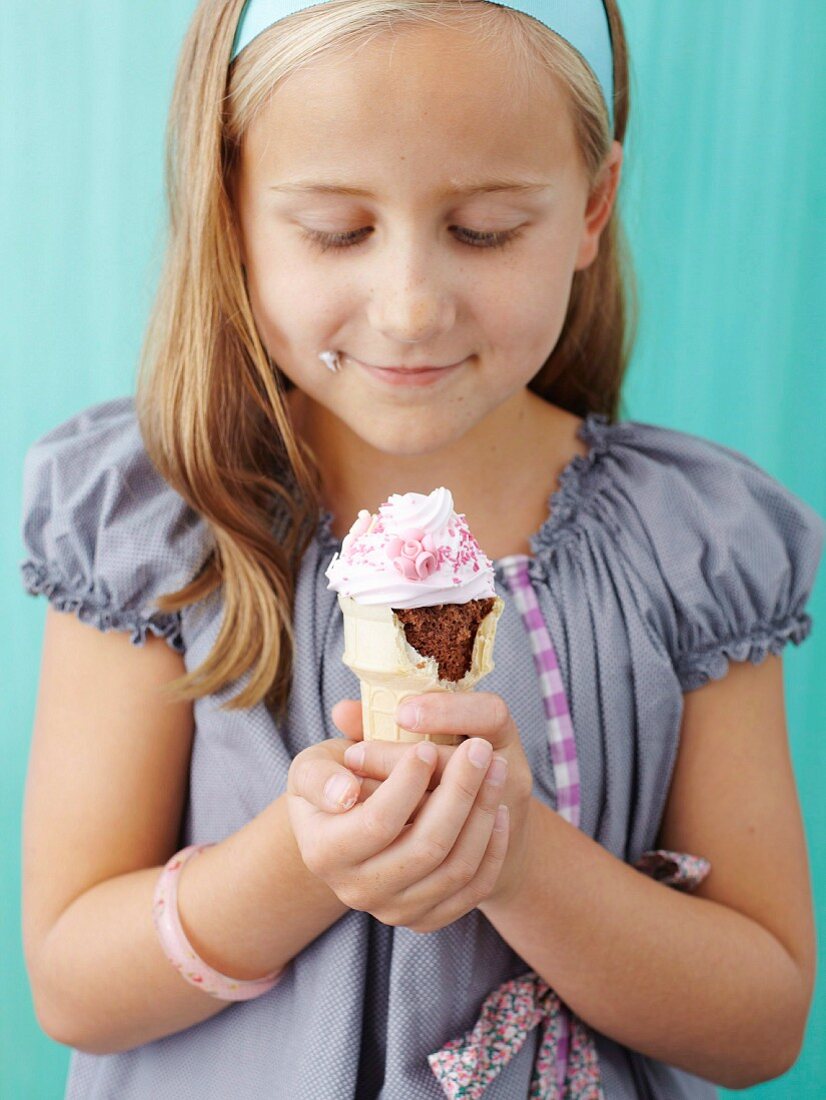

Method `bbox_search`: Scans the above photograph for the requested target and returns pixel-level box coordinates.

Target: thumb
[331,699,363,741]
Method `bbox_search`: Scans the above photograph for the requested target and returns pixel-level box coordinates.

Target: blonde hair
[138,0,636,719]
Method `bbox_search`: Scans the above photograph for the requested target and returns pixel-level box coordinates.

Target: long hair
[137,0,636,719]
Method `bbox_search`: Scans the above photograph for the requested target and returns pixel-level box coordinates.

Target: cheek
[250,263,304,324]
[477,269,576,360]
[476,242,574,331]
[247,259,334,362]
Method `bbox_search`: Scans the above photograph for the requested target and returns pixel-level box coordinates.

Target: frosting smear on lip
[325,487,496,608]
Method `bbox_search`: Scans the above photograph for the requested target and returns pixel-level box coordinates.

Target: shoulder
[19,396,214,653]
[551,414,826,691]
[598,415,825,574]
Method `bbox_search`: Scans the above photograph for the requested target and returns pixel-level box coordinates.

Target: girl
[19,0,824,1097]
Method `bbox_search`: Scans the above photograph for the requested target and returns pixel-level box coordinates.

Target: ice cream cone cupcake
[326,488,504,745]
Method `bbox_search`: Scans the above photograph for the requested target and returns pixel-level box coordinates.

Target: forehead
[241,22,580,189]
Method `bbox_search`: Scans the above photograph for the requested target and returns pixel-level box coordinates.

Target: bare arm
[23,607,347,1056]
[478,655,815,1090]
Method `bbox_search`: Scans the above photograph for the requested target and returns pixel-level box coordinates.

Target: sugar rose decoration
[386,529,439,580]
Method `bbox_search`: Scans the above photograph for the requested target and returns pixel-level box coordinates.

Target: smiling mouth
[350,357,467,386]
[377,366,452,372]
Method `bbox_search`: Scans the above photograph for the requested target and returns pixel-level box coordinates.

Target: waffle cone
[338,593,504,745]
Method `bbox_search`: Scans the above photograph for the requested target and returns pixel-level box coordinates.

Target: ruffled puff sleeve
[19,396,213,655]
[632,426,826,693]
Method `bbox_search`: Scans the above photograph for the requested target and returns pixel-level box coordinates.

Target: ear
[575,140,623,270]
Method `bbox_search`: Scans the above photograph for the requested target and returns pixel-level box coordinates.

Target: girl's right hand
[286,737,509,933]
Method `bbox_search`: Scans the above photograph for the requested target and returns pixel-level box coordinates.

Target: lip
[351,356,467,386]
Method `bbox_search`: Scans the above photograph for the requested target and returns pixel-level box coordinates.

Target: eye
[455,227,522,250]
[300,226,522,253]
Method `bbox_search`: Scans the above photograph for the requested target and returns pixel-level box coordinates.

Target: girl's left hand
[331,692,535,907]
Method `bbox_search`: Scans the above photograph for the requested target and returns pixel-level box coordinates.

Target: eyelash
[300,226,522,253]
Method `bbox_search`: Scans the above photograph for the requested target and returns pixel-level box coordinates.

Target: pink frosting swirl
[325,487,495,608]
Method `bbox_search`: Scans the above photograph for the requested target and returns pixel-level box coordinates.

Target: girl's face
[234,22,621,458]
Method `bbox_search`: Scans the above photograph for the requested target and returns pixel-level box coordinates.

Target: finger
[330,742,440,864]
[395,692,515,749]
[331,699,364,741]
[359,737,495,888]
[402,752,508,906]
[355,776,382,802]
[288,750,364,813]
[411,804,509,932]
[344,738,455,788]
[355,778,431,823]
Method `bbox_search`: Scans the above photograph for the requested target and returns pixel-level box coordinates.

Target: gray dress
[19,396,825,1099]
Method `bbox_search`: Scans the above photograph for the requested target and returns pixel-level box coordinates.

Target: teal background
[2,1,824,1095]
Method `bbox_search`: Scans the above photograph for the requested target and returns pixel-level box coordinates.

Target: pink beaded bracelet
[152,843,282,1001]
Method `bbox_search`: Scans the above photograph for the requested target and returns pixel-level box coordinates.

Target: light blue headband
[230,0,615,131]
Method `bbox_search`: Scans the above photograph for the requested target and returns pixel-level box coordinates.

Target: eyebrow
[268,178,552,199]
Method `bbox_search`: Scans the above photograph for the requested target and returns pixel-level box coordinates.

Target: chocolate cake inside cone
[392,597,496,683]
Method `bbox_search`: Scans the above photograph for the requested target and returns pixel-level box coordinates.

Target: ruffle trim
[528,411,618,556]
[20,559,185,654]
[316,506,339,553]
[674,612,813,692]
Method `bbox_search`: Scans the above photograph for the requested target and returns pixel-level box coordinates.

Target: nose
[365,235,457,345]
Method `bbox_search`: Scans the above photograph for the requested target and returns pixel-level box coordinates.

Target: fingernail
[468,738,492,768]
[416,741,437,764]
[325,774,357,809]
[486,756,508,786]
[397,702,421,730]
[494,804,509,831]
[344,743,365,769]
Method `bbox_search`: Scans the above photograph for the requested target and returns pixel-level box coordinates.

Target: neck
[287,388,586,558]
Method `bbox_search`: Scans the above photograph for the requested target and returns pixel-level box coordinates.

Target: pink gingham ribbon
[429,556,711,1098]
[499,556,582,828]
